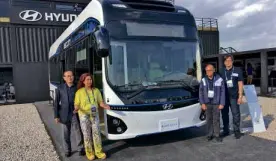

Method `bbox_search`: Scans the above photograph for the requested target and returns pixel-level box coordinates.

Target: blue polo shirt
[65,83,75,111]
[219,66,243,99]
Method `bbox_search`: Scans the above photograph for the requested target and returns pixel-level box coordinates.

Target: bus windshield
[106,40,199,90]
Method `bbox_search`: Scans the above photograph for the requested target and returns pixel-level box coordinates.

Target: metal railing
[196,18,218,31]
[220,47,238,54]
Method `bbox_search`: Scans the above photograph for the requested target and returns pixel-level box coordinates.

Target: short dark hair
[63,70,74,76]
[224,54,234,61]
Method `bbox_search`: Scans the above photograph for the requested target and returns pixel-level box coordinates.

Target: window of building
[268,59,275,66]
[56,3,85,11]
[12,0,51,8]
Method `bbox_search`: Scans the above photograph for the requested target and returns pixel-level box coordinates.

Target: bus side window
[75,39,89,81]
[89,42,103,90]
[50,55,61,84]
[65,48,76,73]
[59,52,66,83]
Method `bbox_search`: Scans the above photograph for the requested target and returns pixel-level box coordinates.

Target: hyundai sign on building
[0,0,90,104]
[18,10,78,23]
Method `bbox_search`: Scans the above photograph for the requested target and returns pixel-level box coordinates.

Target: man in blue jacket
[199,64,225,142]
[54,71,85,157]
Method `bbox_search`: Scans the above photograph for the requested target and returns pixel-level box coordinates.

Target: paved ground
[248,97,276,140]
[0,104,59,161]
[35,100,276,161]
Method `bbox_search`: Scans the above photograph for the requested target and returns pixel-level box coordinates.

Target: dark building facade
[0,0,91,103]
[203,48,276,95]
[0,0,220,103]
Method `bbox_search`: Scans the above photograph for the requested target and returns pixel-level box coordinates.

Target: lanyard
[205,76,215,91]
[225,67,234,81]
[85,89,97,105]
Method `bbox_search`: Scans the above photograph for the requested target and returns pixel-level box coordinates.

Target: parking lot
[34,98,276,161]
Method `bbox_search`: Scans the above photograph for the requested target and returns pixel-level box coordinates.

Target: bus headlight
[113,119,120,126]
[107,115,127,134]
[117,127,123,133]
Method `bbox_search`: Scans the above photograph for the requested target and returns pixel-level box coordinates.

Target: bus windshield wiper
[123,82,159,99]
[157,80,196,91]
[114,83,142,90]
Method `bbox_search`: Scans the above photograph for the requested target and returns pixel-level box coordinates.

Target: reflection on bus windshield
[106,40,198,87]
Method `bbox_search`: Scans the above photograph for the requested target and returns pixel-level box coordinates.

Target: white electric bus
[49,0,205,140]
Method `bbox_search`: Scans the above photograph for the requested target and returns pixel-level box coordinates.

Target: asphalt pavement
[35,101,276,161]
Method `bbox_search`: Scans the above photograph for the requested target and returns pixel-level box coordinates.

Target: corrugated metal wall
[198,30,220,57]
[15,26,65,62]
[13,62,49,103]
[0,25,12,64]
[12,25,66,103]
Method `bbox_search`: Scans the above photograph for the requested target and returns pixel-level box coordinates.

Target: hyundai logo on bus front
[162,103,173,110]
[19,10,78,22]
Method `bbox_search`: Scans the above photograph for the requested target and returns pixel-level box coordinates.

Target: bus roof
[48,0,190,58]
[49,0,104,58]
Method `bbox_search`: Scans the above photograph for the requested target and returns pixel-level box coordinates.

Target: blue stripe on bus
[50,17,100,58]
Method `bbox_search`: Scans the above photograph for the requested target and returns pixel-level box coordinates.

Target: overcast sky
[175,0,276,52]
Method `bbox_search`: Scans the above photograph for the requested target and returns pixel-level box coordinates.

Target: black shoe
[215,137,222,142]
[79,150,85,156]
[65,152,71,157]
[222,131,229,137]
[207,136,213,141]
[234,132,243,139]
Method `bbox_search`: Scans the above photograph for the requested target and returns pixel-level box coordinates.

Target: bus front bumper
[105,103,206,140]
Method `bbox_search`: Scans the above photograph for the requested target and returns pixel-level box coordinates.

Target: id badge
[208,90,214,98]
[91,105,97,117]
[227,80,233,88]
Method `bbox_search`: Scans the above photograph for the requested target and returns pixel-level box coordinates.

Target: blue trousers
[221,98,241,133]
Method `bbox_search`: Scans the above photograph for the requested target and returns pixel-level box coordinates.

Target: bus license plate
[159,118,179,132]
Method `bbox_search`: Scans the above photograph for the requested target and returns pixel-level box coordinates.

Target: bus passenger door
[88,35,105,133]
[74,38,90,81]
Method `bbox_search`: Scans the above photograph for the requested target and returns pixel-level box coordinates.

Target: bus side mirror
[94,26,110,58]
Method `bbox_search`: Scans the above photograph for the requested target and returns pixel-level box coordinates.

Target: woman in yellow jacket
[74,73,110,160]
